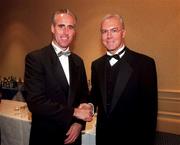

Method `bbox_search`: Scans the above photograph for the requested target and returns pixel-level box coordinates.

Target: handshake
[73,103,94,122]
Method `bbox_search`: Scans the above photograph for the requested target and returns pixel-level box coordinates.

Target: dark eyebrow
[57,24,75,29]
[101,27,122,33]
[57,24,65,27]
[68,25,75,29]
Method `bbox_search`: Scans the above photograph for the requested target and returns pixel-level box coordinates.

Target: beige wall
[0,0,179,89]
[0,0,180,133]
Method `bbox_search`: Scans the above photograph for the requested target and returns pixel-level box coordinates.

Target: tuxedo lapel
[98,57,108,112]
[110,55,133,113]
[48,46,69,91]
[68,54,79,106]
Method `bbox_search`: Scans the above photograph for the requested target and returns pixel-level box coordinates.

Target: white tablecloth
[82,114,96,145]
[0,100,31,145]
[0,100,96,145]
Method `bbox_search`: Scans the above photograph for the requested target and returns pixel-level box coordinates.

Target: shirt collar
[51,41,70,55]
[106,45,125,56]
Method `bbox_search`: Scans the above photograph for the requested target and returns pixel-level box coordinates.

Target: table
[0,100,31,145]
[0,100,96,145]
[82,115,96,145]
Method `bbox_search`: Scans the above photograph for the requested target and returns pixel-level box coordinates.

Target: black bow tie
[57,51,71,57]
[106,48,126,61]
[106,54,120,60]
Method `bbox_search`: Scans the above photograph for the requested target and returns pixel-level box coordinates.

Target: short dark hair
[51,9,77,25]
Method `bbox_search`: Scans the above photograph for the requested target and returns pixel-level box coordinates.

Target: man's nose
[62,27,69,34]
[107,30,112,38]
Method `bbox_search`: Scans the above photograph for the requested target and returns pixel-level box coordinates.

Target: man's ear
[122,29,126,38]
[51,24,54,33]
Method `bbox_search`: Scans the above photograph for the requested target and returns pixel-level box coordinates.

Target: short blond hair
[101,14,125,29]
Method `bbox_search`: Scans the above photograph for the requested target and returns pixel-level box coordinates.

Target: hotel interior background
[0,0,180,134]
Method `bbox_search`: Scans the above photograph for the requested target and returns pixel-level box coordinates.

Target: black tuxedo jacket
[90,47,158,145]
[24,44,89,145]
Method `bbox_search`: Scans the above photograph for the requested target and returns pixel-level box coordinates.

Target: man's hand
[73,103,94,122]
[79,103,94,112]
[64,123,82,144]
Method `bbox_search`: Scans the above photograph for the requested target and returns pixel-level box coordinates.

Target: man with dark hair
[24,9,93,145]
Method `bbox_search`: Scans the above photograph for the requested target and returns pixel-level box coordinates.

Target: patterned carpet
[155,132,180,145]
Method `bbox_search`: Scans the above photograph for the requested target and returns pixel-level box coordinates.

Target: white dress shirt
[52,41,70,85]
[106,45,125,66]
